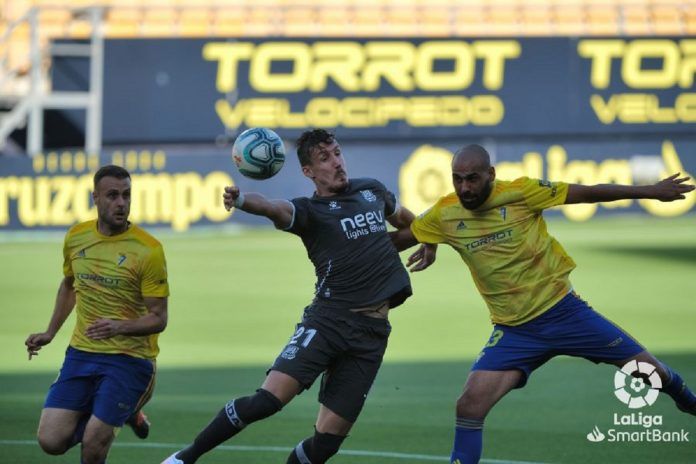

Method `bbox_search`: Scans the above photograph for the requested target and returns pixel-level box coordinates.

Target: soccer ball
[231,128,286,180]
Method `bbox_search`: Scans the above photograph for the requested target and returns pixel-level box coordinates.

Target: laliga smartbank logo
[586,360,690,444]
[614,360,662,408]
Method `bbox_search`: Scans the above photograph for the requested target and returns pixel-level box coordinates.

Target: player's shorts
[471,291,644,388]
[270,304,391,423]
[44,346,156,427]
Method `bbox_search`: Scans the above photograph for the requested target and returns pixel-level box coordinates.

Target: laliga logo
[614,360,662,409]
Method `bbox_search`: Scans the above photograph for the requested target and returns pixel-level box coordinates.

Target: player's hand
[25,332,54,360]
[406,243,437,272]
[650,173,695,201]
[85,319,124,340]
[223,185,240,212]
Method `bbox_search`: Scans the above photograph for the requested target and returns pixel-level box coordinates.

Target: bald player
[391,144,696,464]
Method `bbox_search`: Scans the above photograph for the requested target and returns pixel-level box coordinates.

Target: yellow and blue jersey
[411,177,575,326]
[62,220,169,359]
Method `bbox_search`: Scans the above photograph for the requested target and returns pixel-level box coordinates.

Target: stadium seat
[179,8,211,37]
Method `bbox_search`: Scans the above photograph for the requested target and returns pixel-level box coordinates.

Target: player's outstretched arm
[85,297,168,340]
[565,173,695,205]
[25,276,76,360]
[223,185,293,229]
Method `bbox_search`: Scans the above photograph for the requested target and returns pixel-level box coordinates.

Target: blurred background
[0,1,695,463]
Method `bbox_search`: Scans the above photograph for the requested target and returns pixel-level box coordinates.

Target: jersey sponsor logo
[463,228,513,252]
[538,179,558,197]
[329,200,341,210]
[75,273,121,287]
[340,210,387,240]
[117,254,127,266]
[360,189,377,202]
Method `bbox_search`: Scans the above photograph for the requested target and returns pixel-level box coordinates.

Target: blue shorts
[472,291,644,388]
[44,347,156,427]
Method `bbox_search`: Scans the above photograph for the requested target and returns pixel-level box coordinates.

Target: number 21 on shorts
[290,325,317,348]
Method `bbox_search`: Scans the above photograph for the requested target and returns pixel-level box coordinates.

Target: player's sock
[661,365,696,414]
[450,417,484,464]
[176,389,282,464]
[68,414,89,449]
[286,429,346,464]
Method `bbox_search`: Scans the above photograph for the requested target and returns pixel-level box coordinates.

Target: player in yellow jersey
[25,165,169,464]
[391,144,696,464]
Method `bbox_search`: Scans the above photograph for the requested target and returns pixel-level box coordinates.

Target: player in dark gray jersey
[162,129,424,464]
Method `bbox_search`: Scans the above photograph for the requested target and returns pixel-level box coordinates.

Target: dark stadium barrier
[50,37,696,145]
[0,137,694,231]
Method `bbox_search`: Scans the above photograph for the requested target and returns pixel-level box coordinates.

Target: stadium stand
[0,0,694,154]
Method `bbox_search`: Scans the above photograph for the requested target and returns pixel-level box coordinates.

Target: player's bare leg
[286,405,352,463]
[36,408,84,455]
[163,370,297,464]
[81,416,117,464]
[611,350,696,415]
[451,370,523,464]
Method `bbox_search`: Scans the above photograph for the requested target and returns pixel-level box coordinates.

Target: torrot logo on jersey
[464,228,513,252]
[340,210,387,240]
[75,273,121,287]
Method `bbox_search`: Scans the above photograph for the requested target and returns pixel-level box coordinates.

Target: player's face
[93,176,131,234]
[303,140,348,196]
[452,159,495,210]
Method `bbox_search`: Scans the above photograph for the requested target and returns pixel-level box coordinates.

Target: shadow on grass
[2,354,695,464]
[586,245,696,265]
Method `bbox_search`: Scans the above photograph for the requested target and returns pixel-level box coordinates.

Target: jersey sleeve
[284,197,310,235]
[519,177,569,212]
[369,178,398,217]
[410,201,446,244]
[141,244,170,297]
[62,232,73,277]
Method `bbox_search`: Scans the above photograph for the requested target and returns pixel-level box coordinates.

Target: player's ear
[301,165,314,179]
[489,166,496,182]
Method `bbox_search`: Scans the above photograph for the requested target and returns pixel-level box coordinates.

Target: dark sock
[177,389,282,464]
[286,430,346,464]
[176,404,245,463]
[662,364,696,413]
[451,417,484,464]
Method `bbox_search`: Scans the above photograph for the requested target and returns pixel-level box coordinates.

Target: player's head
[93,165,131,233]
[296,129,348,195]
[452,144,495,210]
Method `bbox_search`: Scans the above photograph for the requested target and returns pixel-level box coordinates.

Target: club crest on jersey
[456,220,467,230]
[499,207,507,220]
[328,201,341,211]
[77,249,86,258]
[360,189,377,202]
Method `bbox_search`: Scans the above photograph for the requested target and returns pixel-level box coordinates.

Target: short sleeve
[62,233,73,277]
[284,197,309,235]
[520,177,569,212]
[141,244,169,297]
[410,202,446,244]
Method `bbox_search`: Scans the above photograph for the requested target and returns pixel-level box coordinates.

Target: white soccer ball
[231,128,286,180]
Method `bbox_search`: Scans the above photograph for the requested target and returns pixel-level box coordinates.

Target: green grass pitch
[1,215,694,463]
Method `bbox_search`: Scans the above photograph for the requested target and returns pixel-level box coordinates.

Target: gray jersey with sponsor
[285,178,412,311]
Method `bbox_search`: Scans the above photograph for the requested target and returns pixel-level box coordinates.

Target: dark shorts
[44,347,156,427]
[270,305,391,423]
[472,291,644,388]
